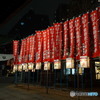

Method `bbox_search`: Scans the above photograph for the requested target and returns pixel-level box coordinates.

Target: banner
[24,37,30,63]
[62,21,69,59]
[90,10,100,57]
[54,23,63,60]
[18,40,24,64]
[28,35,36,63]
[13,40,19,64]
[46,28,51,62]
[42,30,47,62]
[22,39,27,64]
[74,16,82,60]
[81,13,90,57]
[49,26,55,62]
[35,31,43,63]
[69,19,76,58]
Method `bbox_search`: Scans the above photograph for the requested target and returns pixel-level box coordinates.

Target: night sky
[0,0,70,35]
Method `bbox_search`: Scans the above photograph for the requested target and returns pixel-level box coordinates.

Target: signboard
[54,60,61,69]
[44,62,50,70]
[80,56,90,68]
[0,54,13,61]
[66,58,74,68]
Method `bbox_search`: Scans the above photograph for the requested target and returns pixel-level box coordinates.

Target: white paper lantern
[36,62,41,70]
[66,58,74,69]
[80,56,90,68]
[54,60,61,69]
[28,63,34,70]
[44,62,50,70]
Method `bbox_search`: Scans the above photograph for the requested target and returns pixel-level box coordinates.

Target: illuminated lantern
[80,56,90,68]
[66,58,74,69]
[28,63,34,70]
[44,62,50,70]
[54,60,61,69]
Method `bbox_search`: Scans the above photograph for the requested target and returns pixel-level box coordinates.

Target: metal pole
[90,60,93,91]
[37,70,39,85]
[32,71,34,85]
[16,65,18,86]
[23,70,24,83]
[15,71,17,86]
[65,61,69,88]
[54,69,56,88]
[46,70,49,94]
[27,70,30,90]
[77,61,80,100]
[81,68,84,90]
[21,67,23,83]
[60,66,62,89]
[40,69,42,86]
[74,68,76,90]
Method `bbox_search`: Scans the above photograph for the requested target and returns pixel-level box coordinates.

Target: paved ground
[0,77,100,100]
[0,83,69,100]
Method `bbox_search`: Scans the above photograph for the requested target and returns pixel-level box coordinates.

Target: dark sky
[0,0,70,35]
[31,0,70,17]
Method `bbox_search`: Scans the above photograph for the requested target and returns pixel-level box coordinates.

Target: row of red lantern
[13,7,100,66]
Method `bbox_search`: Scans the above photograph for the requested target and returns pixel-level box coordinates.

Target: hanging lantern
[28,63,34,70]
[18,64,23,72]
[80,56,90,68]
[54,60,61,69]
[44,62,50,70]
[36,62,41,70]
[23,63,28,71]
[66,58,74,68]
[13,65,17,72]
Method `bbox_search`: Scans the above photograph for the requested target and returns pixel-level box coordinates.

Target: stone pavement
[0,83,69,100]
[0,77,100,100]
[0,83,100,100]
